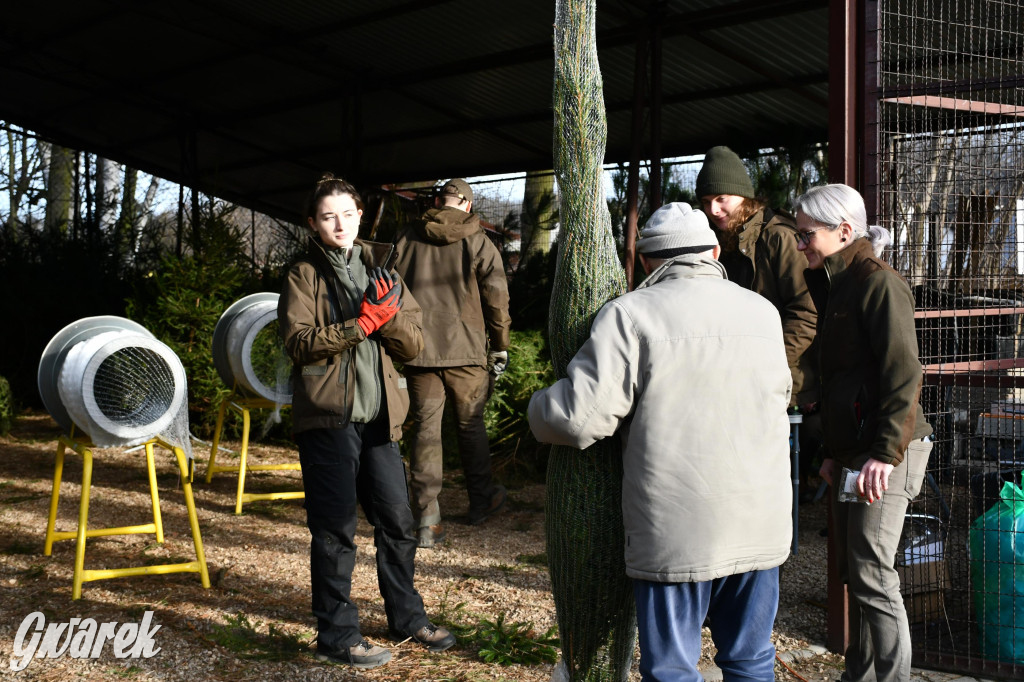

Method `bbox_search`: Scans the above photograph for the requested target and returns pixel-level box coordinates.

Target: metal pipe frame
[44,433,210,600]
[204,390,303,515]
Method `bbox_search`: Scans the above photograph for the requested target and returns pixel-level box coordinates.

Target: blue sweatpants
[634,568,780,681]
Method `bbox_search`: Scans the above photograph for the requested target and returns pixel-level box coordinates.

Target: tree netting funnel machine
[38,316,189,452]
[205,293,299,515]
[36,316,210,599]
[211,293,292,403]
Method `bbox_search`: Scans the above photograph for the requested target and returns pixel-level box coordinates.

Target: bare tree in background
[2,123,44,239]
[43,143,73,237]
[519,169,557,265]
[95,157,121,232]
[881,125,1024,294]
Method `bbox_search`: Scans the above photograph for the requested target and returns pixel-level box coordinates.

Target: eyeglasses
[794,226,829,247]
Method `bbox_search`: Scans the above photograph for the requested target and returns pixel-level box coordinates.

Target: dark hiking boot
[390,623,456,653]
[467,484,507,526]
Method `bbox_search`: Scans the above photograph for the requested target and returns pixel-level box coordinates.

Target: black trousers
[296,419,429,651]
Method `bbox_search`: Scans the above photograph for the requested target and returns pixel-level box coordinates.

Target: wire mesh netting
[248,321,292,400]
[56,329,190,456]
[874,0,1024,671]
[226,304,291,404]
[92,347,178,428]
[212,293,292,405]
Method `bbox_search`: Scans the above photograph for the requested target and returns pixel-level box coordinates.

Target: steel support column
[826,0,864,655]
[649,18,663,212]
[863,0,880,223]
[829,0,860,188]
[624,30,648,291]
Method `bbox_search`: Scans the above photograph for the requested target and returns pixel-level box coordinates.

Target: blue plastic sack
[969,471,1024,663]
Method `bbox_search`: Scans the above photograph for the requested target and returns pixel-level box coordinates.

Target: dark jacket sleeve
[474,236,512,352]
[279,263,363,365]
[764,225,818,398]
[860,269,923,465]
[378,271,424,363]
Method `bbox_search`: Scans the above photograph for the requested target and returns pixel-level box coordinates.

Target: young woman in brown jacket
[278,175,454,669]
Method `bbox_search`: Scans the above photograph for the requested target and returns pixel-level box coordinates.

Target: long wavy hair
[717,197,766,252]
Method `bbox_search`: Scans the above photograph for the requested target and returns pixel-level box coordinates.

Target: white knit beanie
[636,202,717,256]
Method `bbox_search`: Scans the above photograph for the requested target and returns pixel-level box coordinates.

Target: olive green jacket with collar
[279,237,423,440]
[394,206,511,368]
[804,238,932,467]
[714,208,818,405]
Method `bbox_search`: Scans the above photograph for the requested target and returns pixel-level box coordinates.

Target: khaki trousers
[405,365,494,526]
[832,438,932,682]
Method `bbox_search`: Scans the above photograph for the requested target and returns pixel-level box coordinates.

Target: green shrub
[123,212,282,439]
[209,612,308,661]
[0,375,13,436]
[433,585,559,667]
[484,329,555,483]
[476,613,559,666]
[506,245,556,331]
[0,226,128,410]
[127,253,241,438]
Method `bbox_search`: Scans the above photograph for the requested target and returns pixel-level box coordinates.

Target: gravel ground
[0,411,843,681]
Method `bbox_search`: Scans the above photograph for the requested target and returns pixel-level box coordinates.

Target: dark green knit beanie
[696,146,755,199]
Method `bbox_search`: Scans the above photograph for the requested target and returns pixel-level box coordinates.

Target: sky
[465,154,706,205]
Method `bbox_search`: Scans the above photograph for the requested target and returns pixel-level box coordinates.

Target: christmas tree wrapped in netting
[546,0,636,679]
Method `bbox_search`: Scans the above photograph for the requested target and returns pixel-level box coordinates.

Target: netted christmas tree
[546,1,636,679]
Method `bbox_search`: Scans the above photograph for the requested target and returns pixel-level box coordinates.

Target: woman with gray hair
[794,183,933,682]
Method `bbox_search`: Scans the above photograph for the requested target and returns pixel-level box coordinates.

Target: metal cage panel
[873,0,1024,676]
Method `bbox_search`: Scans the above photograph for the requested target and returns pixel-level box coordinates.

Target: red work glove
[356,268,401,336]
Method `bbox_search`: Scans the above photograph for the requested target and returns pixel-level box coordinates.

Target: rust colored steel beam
[650,18,663,212]
[914,307,1024,319]
[826,0,861,656]
[625,30,649,292]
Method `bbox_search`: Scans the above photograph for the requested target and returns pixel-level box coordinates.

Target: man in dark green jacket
[394,179,512,548]
[697,146,817,408]
[698,146,821,498]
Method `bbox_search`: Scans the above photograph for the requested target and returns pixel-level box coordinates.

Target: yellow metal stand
[204,393,303,514]
[44,433,211,600]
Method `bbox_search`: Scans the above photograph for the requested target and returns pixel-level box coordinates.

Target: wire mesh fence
[874,0,1024,673]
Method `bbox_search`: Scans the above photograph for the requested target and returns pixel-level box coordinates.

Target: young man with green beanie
[696,146,821,495]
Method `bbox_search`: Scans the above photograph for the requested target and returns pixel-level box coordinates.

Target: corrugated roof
[0,0,830,222]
